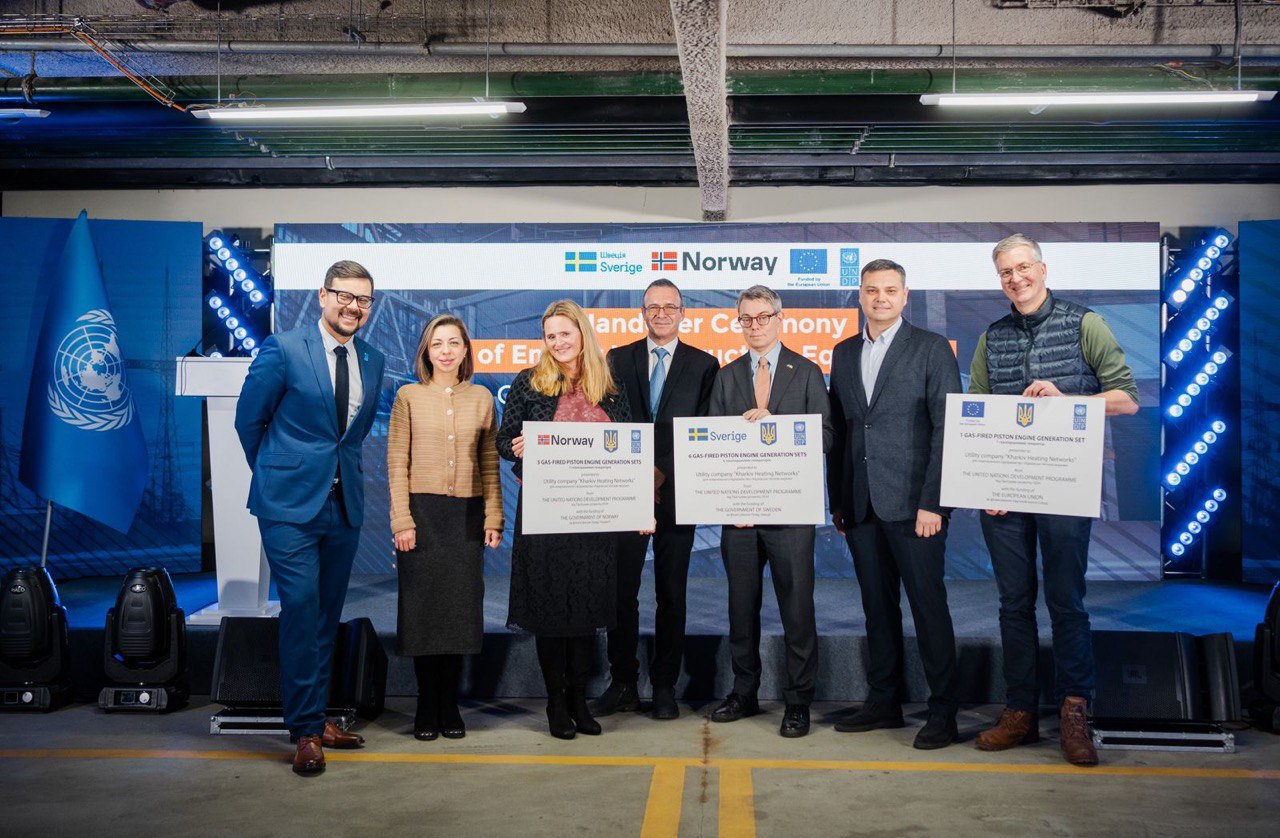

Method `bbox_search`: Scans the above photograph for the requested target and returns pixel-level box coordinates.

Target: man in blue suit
[235,260,386,776]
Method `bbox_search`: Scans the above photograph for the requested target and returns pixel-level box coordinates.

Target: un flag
[19,212,149,533]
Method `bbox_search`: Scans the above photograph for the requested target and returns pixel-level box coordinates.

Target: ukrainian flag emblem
[1016,402,1035,428]
[688,427,709,441]
[760,422,778,446]
[603,429,619,452]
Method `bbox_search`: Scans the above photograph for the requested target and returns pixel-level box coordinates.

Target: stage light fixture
[0,567,71,711]
[1166,348,1233,418]
[1166,230,1233,311]
[1167,489,1229,559]
[99,568,189,712]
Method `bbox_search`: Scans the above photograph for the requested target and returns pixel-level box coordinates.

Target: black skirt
[395,493,485,656]
[507,489,617,637]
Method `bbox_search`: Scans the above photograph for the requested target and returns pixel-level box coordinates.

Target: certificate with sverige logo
[521,421,654,535]
[940,393,1105,518]
[672,414,825,526]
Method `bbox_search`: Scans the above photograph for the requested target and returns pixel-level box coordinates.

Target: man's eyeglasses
[997,262,1041,281]
[643,304,683,317]
[737,311,779,328]
[325,288,375,309]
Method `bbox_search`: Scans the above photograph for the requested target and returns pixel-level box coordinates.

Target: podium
[176,356,280,625]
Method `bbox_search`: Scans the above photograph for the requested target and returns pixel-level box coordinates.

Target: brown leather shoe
[1059,696,1099,767]
[292,735,325,776]
[974,707,1040,751]
[322,720,365,749]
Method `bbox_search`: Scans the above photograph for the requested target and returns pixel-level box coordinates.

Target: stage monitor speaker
[1092,630,1240,726]
[211,616,386,718]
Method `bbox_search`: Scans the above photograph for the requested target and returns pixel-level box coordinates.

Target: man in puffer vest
[968,233,1139,766]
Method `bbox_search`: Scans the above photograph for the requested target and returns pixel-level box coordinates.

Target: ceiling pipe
[4,38,1280,61]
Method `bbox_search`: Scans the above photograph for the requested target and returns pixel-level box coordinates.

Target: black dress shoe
[439,702,466,739]
[591,681,640,717]
[547,689,577,740]
[710,693,760,723]
[780,704,811,738]
[651,686,679,721]
[414,726,440,741]
[833,701,906,733]
[913,711,959,750]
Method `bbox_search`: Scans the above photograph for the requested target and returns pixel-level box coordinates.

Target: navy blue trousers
[980,511,1095,711]
[258,492,360,737]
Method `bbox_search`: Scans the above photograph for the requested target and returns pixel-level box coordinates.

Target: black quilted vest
[984,290,1102,396]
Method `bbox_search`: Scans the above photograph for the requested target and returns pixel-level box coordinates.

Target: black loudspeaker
[0,566,71,711]
[99,567,189,712]
[1250,581,1280,733]
[1092,630,1240,726]
[211,616,386,719]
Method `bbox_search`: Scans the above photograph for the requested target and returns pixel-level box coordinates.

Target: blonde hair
[529,299,617,404]
[414,314,474,384]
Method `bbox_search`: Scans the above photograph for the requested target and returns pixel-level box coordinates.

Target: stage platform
[54,573,1270,704]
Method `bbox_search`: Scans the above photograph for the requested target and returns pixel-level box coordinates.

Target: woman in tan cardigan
[388,314,503,741]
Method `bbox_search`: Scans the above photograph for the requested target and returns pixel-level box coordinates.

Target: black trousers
[846,507,958,713]
[721,524,818,706]
[607,517,696,689]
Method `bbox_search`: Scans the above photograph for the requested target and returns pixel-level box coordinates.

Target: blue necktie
[649,346,668,417]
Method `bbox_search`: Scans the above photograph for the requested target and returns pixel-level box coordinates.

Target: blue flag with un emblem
[19,211,149,533]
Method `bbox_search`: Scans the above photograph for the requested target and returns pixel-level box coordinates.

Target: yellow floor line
[719,763,756,838]
[640,763,686,838]
[1,748,1278,782]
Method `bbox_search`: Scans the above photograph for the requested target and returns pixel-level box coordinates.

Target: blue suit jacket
[234,324,386,527]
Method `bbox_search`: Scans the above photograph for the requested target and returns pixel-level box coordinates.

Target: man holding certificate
[969,234,1139,767]
[707,285,833,738]
[826,259,962,749]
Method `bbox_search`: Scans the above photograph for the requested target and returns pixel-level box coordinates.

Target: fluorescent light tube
[192,102,527,121]
[0,109,50,119]
[920,91,1275,107]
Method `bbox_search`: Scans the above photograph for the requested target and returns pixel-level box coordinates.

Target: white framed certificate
[672,414,825,526]
[520,421,654,535]
[940,393,1106,518]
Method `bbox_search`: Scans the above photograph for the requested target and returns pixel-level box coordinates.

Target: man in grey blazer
[826,259,962,749]
[708,284,833,738]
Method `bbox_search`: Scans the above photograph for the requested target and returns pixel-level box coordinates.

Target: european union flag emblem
[962,400,985,418]
[790,248,827,275]
[688,427,709,442]
[564,251,598,272]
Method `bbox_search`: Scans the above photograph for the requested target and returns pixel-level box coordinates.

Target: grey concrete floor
[1,698,1277,837]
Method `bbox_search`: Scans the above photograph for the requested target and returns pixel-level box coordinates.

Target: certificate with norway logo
[521,421,655,535]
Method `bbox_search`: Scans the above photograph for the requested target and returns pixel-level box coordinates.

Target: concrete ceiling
[3,1,1280,216]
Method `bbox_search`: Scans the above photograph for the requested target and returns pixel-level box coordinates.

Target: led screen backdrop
[1239,220,1280,586]
[0,217,203,579]
[274,222,1161,581]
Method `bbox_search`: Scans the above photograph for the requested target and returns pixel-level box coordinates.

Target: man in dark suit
[596,279,720,720]
[826,258,962,749]
[235,260,386,776]
[708,284,833,738]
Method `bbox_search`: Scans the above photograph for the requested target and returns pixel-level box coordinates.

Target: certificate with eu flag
[940,393,1105,518]
[672,414,825,526]
[521,421,654,534]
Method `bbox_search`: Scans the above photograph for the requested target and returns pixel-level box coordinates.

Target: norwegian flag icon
[650,251,677,272]
[537,434,552,445]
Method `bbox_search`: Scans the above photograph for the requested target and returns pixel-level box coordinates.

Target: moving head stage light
[99,567,189,712]
[0,566,71,711]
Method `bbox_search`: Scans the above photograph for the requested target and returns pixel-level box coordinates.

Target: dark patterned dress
[497,368,631,637]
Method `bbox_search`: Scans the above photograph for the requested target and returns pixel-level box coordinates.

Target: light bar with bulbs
[920,91,1275,107]
[191,101,527,121]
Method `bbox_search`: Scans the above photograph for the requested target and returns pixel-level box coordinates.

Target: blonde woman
[497,300,632,739]
[388,314,503,741]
